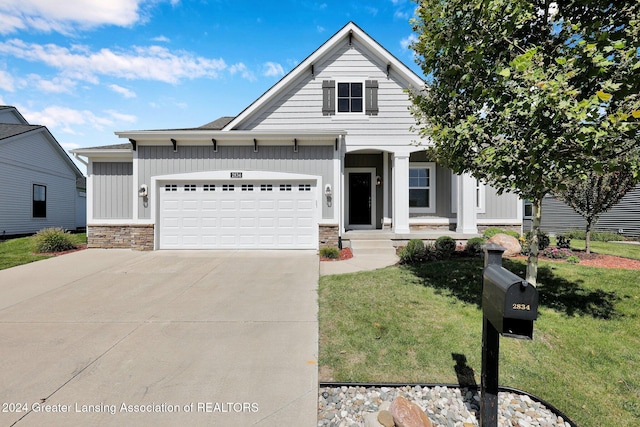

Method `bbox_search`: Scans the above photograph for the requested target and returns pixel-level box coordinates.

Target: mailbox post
[481,243,539,427]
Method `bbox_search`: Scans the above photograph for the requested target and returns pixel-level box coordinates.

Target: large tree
[409,0,640,284]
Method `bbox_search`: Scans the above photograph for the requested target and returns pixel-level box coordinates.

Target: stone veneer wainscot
[88,225,154,250]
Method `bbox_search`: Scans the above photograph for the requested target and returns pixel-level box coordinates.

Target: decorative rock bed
[318,385,575,427]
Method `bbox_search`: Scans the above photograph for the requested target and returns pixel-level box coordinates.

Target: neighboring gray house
[523,187,640,238]
[72,22,522,251]
[0,106,86,237]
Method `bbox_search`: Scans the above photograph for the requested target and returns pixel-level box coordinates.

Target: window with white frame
[337,82,363,113]
[409,163,436,213]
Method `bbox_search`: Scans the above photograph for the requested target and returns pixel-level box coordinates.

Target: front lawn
[0,233,86,271]
[319,258,640,427]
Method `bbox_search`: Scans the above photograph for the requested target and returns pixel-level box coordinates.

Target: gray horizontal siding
[237,40,418,146]
[523,186,640,237]
[137,145,334,220]
[92,162,133,220]
[0,132,77,234]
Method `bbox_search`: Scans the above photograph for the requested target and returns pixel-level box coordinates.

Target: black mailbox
[482,264,538,339]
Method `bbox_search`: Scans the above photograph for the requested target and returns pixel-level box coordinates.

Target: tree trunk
[585,220,592,254]
[526,199,541,286]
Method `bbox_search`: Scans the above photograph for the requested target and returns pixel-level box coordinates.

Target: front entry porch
[341,229,482,249]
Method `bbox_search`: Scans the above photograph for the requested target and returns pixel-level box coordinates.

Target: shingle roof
[0,123,42,140]
[198,116,236,130]
[81,143,132,150]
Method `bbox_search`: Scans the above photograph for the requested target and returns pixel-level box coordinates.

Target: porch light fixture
[376,175,382,186]
[324,184,332,207]
[138,184,148,198]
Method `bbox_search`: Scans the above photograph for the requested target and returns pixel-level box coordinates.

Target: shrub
[32,228,76,253]
[542,246,573,259]
[566,255,580,264]
[465,237,485,256]
[556,234,571,249]
[525,231,550,250]
[320,246,340,259]
[435,236,457,259]
[399,239,425,264]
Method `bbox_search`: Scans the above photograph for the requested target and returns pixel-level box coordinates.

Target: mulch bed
[36,244,88,257]
[320,248,353,262]
[513,249,640,270]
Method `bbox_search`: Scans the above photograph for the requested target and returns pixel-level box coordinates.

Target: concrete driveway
[0,249,319,427]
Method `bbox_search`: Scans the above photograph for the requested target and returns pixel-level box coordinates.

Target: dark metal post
[481,243,506,427]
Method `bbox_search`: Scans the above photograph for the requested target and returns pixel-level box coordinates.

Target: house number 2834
[512,304,531,311]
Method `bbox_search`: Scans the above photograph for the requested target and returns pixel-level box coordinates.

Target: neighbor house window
[337,82,363,113]
[33,184,46,218]
[409,163,436,213]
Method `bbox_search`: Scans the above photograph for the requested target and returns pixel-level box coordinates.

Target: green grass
[0,233,86,270]
[568,239,640,260]
[319,258,640,427]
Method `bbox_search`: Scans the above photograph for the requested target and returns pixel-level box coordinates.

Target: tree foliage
[409,0,640,283]
[557,169,636,253]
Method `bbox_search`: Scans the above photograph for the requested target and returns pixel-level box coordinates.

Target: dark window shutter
[365,80,378,116]
[322,80,335,116]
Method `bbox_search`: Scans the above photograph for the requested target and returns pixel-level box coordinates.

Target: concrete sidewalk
[319,252,399,276]
[0,249,318,427]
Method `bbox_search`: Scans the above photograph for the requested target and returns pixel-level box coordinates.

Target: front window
[409,163,436,213]
[33,184,46,218]
[337,82,363,113]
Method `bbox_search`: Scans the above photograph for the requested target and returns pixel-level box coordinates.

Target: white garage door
[159,181,318,249]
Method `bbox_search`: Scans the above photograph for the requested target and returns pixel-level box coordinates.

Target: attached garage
[153,171,321,250]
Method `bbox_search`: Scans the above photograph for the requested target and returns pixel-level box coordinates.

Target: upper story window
[323,80,378,116]
[337,83,363,113]
[33,184,46,218]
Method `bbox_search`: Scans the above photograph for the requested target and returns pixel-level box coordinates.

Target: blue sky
[0,0,422,161]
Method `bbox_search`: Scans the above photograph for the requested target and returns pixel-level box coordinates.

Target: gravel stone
[318,386,573,427]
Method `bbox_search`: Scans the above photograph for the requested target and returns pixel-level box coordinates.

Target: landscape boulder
[389,396,432,427]
[487,233,522,257]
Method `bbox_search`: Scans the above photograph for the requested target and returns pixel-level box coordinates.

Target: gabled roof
[223,21,425,130]
[0,123,43,140]
[0,120,84,179]
[0,105,30,125]
[198,116,236,130]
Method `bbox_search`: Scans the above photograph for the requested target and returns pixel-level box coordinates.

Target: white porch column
[456,172,478,234]
[392,153,410,234]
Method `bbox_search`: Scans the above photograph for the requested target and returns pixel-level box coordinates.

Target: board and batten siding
[92,162,133,219]
[236,39,420,147]
[523,187,640,237]
[136,145,335,220]
[0,131,77,234]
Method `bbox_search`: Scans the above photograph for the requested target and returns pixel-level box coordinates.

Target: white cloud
[316,25,325,33]
[20,105,115,134]
[263,62,284,78]
[152,35,170,43]
[0,69,16,91]
[109,84,136,98]
[394,9,409,20]
[105,109,137,123]
[365,7,378,16]
[0,39,228,84]
[401,34,417,51]
[229,62,256,82]
[0,0,146,35]
[29,74,77,93]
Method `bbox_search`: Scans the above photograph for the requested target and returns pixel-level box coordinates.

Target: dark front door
[349,172,371,225]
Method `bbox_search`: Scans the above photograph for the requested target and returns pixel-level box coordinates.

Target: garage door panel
[160,180,317,249]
